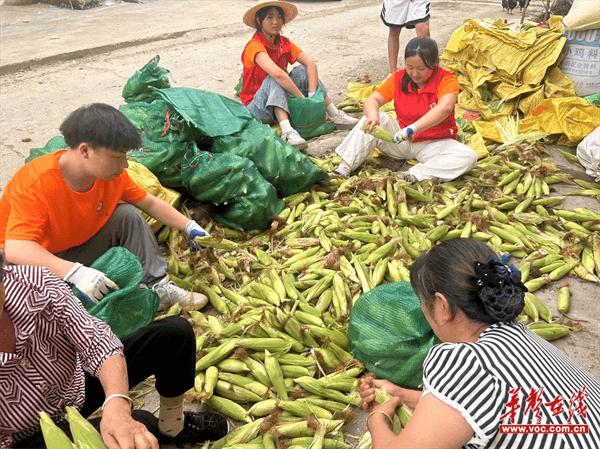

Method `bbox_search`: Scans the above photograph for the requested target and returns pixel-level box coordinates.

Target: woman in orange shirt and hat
[240,0,358,149]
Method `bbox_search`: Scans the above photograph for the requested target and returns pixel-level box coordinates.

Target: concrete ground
[0,0,598,445]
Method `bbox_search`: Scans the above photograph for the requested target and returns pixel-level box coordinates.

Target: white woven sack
[576,126,600,181]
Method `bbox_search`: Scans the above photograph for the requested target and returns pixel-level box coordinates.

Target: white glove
[184,220,210,251]
[64,263,118,303]
[308,91,316,98]
[393,125,417,144]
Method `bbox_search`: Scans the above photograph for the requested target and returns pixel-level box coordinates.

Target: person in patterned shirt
[0,253,228,449]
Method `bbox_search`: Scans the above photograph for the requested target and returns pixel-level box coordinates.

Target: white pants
[335,112,477,181]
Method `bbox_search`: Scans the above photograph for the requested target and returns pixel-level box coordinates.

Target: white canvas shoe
[152,276,208,311]
[328,109,359,129]
[282,128,308,149]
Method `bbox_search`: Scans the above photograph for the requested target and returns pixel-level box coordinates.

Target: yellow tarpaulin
[465,132,489,159]
[473,97,600,146]
[473,120,502,143]
[126,161,181,232]
[337,80,394,113]
[520,97,600,146]
[442,17,574,121]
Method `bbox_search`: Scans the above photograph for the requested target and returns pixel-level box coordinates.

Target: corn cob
[66,406,107,449]
[528,323,571,341]
[39,412,75,449]
[369,126,394,142]
[557,283,571,314]
[196,340,237,371]
[265,350,288,400]
[204,395,251,422]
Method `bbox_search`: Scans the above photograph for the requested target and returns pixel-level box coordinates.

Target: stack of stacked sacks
[442,16,600,146]
[120,56,328,231]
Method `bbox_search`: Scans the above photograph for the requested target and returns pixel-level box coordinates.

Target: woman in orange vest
[334,37,477,182]
[240,0,358,149]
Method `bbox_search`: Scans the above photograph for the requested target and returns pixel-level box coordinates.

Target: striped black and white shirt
[422,322,600,449]
[0,265,123,449]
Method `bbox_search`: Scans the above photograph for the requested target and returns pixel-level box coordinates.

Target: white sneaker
[282,128,308,149]
[152,276,208,311]
[328,110,359,129]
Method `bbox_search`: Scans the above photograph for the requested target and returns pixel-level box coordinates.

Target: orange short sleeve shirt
[376,70,459,103]
[242,39,303,68]
[0,150,147,254]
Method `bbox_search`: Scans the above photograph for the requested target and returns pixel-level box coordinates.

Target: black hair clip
[474,259,510,289]
[473,258,528,322]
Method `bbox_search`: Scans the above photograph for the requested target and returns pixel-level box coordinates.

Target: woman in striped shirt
[0,253,228,449]
[360,238,600,449]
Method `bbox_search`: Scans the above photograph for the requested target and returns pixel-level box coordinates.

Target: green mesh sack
[127,140,199,189]
[75,247,160,338]
[122,55,170,103]
[211,119,329,197]
[288,86,335,139]
[120,100,174,143]
[121,99,203,188]
[348,282,439,389]
[234,73,243,98]
[26,136,67,162]
[181,151,284,230]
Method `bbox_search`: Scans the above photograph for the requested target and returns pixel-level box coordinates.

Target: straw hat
[243,0,298,29]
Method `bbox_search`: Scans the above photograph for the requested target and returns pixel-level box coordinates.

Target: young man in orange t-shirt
[0,103,207,310]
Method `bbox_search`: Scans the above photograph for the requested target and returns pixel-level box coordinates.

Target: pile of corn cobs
[157,141,599,448]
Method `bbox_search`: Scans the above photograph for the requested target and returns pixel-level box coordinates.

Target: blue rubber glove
[393,125,417,144]
[184,220,210,251]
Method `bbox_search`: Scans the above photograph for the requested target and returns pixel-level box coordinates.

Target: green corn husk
[557,283,571,314]
[278,400,334,420]
[265,349,288,400]
[369,126,394,142]
[217,358,250,373]
[204,395,251,422]
[40,412,75,449]
[234,337,292,352]
[275,419,344,437]
[211,418,265,449]
[263,433,277,449]
[303,396,349,413]
[290,437,352,449]
[248,399,278,417]
[372,387,413,432]
[65,406,107,449]
[217,372,270,398]
[196,340,237,371]
[214,379,263,403]
[373,389,403,433]
[193,236,238,251]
